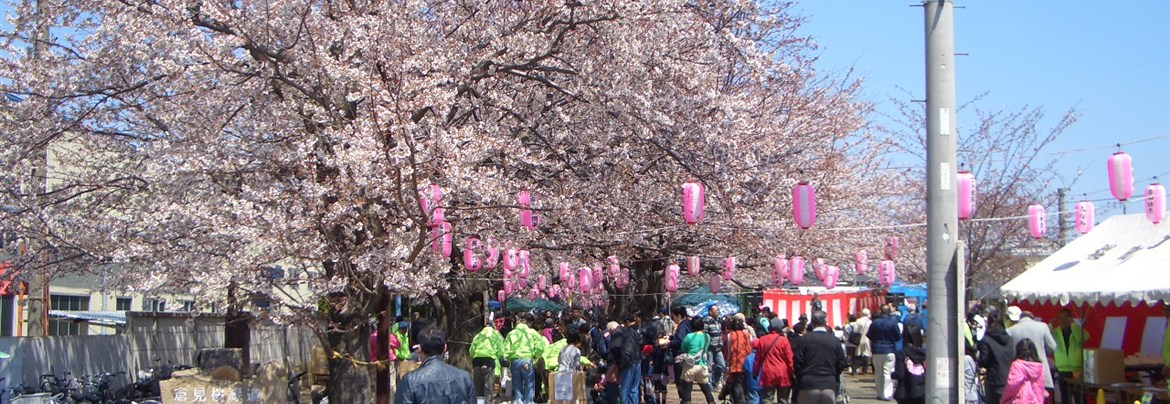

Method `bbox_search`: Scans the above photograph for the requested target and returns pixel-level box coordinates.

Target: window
[115,298,132,311]
[144,298,166,312]
[180,301,197,312]
[49,295,90,336]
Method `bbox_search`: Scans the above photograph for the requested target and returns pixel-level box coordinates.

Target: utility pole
[923,1,960,403]
[1057,188,1068,247]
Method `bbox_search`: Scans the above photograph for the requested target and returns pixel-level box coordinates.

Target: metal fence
[0,312,319,391]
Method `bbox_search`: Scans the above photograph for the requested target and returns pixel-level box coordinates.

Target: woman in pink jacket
[1000,339,1047,404]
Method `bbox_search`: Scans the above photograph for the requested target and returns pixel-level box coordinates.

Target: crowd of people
[390,301,1169,404]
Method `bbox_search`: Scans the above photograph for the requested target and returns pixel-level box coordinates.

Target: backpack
[906,357,925,376]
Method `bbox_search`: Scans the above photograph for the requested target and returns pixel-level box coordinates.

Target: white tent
[1000,213,1170,305]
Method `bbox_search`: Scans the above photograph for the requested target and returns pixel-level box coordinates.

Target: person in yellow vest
[1051,308,1089,404]
[470,318,506,401]
[505,313,548,404]
[392,319,411,364]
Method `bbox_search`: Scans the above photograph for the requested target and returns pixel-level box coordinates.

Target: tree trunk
[435,288,484,371]
[327,325,374,404]
[375,287,391,404]
[608,259,664,321]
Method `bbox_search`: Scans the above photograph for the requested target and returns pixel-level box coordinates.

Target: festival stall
[761,287,884,329]
[999,213,1169,357]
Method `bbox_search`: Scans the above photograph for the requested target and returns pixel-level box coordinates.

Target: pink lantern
[559,262,571,282]
[824,266,840,290]
[686,256,701,276]
[1108,151,1134,201]
[520,209,535,230]
[504,279,514,295]
[503,248,519,271]
[1147,183,1166,224]
[429,207,445,228]
[771,257,787,287]
[615,267,630,289]
[1074,200,1095,234]
[518,250,531,279]
[578,268,593,293]
[958,170,976,220]
[563,267,577,290]
[1028,204,1047,239]
[431,221,452,258]
[682,180,706,224]
[518,190,532,206]
[813,258,826,280]
[463,237,482,272]
[484,244,500,270]
[419,183,442,213]
[878,260,895,286]
[592,265,605,290]
[497,290,505,302]
[778,255,791,279]
[854,250,868,275]
[708,274,721,294]
[608,256,620,278]
[883,236,899,260]
[527,288,538,302]
[792,180,817,229]
[723,256,736,281]
[789,256,805,285]
[537,275,546,291]
[518,190,535,230]
[665,263,681,292]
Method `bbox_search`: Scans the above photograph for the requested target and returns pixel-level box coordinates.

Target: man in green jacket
[1051,308,1089,404]
[505,314,548,404]
[470,320,505,400]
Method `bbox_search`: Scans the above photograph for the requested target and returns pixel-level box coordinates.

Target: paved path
[481,372,889,403]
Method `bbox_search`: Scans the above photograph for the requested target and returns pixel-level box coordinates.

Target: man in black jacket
[395,326,473,404]
[793,311,848,404]
[609,313,645,404]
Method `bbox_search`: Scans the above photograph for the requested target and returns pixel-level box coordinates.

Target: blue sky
[796,1,1170,222]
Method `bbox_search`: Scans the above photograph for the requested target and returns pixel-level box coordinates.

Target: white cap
[1006,306,1023,322]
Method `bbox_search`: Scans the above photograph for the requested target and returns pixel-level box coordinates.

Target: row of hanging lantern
[1025,150,1165,240]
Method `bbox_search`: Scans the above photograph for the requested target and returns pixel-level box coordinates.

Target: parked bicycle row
[0,359,192,404]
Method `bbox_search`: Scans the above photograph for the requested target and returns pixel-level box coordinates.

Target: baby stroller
[837,374,851,404]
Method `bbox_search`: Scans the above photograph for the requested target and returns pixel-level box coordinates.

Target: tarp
[1000,213,1170,306]
[48,310,126,326]
[671,286,738,307]
[685,300,740,318]
[504,297,565,313]
[888,282,927,300]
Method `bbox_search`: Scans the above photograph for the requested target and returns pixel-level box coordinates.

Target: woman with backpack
[679,317,717,404]
[894,323,927,404]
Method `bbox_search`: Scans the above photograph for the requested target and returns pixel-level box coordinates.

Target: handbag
[682,333,711,384]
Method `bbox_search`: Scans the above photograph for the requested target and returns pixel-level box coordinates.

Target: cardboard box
[1083,349,1125,385]
[397,360,421,379]
[548,371,588,404]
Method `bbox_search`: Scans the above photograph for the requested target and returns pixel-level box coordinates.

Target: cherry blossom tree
[882,94,1078,293]
[1,0,900,400]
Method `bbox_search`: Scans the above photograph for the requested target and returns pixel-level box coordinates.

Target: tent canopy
[1000,213,1170,306]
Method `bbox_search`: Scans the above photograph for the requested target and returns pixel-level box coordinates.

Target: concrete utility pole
[923,1,961,403]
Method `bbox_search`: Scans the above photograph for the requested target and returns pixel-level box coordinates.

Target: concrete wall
[0,313,320,391]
